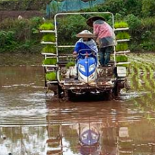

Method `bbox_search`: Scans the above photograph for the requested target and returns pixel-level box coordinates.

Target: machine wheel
[104,90,113,100]
[46,83,58,95]
[58,86,69,102]
[58,85,64,98]
[68,90,76,101]
[113,81,121,98]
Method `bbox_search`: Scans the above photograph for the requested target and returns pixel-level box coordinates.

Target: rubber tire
[113,81,121,98]
[104,90,113,101]
[58,85,63,99]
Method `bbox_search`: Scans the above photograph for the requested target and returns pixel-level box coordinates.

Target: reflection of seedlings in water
[145,93,155,110]
[133,91,155,127]
[134,100,145,113]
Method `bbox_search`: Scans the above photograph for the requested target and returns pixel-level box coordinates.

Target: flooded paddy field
[1,53,155,154]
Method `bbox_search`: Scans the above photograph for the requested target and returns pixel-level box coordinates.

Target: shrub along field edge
[1,0,155,56]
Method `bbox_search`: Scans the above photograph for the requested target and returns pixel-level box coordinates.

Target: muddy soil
[1,53,155,154]
[0,53,43,66]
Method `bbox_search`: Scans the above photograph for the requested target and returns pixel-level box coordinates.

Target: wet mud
[1,53,155,154]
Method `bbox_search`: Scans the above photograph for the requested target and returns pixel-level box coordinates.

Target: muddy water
[1,62,155,155]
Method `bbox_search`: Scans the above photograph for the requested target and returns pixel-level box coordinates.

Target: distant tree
[124,0,142,16]
[142,0,155,17]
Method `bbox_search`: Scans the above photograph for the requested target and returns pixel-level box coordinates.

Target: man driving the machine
[73,30,98,80]
[73,30,98,60]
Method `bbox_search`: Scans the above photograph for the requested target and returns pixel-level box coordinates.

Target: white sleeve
[92,40,98,53]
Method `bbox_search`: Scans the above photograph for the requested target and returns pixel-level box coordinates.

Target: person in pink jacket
[87,16,115,66]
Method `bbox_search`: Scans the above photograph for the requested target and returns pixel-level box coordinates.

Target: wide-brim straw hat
[76,30,96,38]
[86,16,105,27]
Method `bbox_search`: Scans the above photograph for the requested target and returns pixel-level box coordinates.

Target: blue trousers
[99,46,113,66]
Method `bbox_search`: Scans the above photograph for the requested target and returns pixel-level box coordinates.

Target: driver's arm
[73,42,80,57]
[73,51,77,57]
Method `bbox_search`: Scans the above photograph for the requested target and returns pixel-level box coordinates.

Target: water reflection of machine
[45,100,155,155]
[79,125,101,155]
[116,127,133,155]
[45,119,102,155]
[46,124,63,155]
[80,144,100,155]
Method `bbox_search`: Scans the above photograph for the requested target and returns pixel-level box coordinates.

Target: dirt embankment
[0,0,51,21]
[0,11,44,22]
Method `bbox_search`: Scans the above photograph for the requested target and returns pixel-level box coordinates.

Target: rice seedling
[143,64,155,89]
[42,34,56,42]
[129,62,136,76]
[46,71,57,81]
[139,64,153,91]
[133,68,141,90]
[129,62,144,90]
[43,58,57,65]
[116,32,130,40]
[41,45,56,53]
[66,61,75,68]
[39,22,55,30]
[116,63,129,68]
[114,21,128,28]
[116,55,128,62]
[116,42,128,51]
[129,56,155,119]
